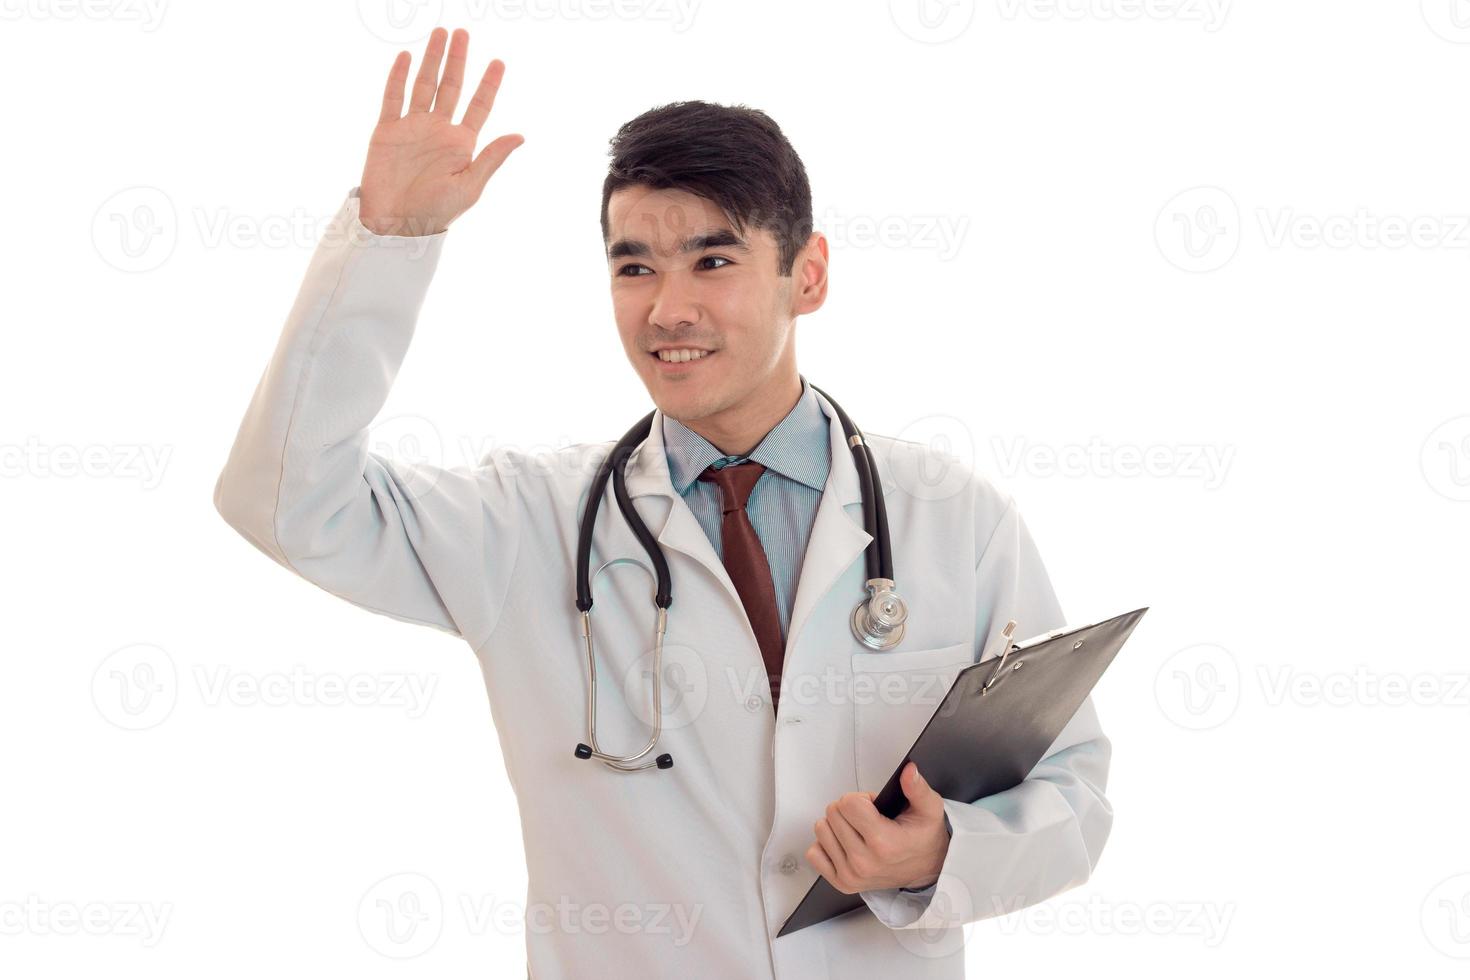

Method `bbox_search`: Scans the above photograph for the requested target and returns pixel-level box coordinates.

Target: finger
[433,27,469,117]
[806,842,840,888]
[467,133,524,192]
[408,26,449,113]
[827,805,868,858]
[901,762,947,821]
[460,58,506,134]
[813,818,851,878]
[379,50,410,123]
[838,792,887,838]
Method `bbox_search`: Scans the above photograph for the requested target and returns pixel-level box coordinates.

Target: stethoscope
[572,384,908,773]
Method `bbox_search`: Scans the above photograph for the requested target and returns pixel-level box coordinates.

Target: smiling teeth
[658,349,711,362]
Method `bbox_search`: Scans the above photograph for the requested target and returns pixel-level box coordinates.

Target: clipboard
[776,605,1148,937]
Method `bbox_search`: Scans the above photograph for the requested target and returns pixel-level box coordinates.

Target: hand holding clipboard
[778,606,1148,936]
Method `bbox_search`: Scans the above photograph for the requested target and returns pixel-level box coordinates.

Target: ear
[791,231,829,315]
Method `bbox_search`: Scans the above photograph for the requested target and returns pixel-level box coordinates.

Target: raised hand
[358,27,524,237]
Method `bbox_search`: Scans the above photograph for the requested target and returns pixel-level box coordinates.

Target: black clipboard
[776,606,1147,937]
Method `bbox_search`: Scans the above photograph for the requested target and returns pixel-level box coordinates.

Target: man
[213,26,1113,978]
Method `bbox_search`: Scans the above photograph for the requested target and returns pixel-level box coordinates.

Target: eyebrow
[606,228,752,262]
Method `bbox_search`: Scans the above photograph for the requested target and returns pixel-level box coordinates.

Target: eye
[616,264,652,277]
[700,256,733,270]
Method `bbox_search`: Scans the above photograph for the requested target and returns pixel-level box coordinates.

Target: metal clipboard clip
[980,619,1019,695]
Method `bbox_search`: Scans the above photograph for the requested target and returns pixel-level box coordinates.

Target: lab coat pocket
[849,640,975,793]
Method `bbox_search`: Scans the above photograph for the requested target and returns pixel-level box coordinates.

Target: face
[605,186,827,428]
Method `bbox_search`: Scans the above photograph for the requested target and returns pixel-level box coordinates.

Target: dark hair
[600,101,814,276]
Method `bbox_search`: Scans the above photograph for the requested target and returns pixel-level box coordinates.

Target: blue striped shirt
[661,374,830,639]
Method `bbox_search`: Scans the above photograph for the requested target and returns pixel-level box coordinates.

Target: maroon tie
[698,461,785,714]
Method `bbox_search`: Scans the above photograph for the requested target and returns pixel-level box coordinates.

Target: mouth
[649,349,717,372]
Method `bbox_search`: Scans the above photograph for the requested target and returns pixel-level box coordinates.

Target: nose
[649,269,700,333]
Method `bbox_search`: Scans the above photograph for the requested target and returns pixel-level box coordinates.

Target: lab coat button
[780,855,798,875]
[744,695,763,712]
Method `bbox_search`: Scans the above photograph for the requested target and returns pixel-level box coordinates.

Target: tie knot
[697,461,768,513]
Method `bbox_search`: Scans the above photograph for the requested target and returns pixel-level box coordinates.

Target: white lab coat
[213,189,1114,979]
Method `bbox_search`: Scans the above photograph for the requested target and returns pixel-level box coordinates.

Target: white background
[3,0,1469,976]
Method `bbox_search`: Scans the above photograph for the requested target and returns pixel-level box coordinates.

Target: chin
[648,381,719,422]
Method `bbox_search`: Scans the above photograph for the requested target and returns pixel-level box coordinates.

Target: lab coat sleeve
[212,187,520,649]
[859,498,1114,930]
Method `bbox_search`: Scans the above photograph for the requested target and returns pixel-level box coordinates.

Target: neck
[679,371,803,457]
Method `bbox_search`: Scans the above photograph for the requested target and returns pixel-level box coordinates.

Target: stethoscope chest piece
[851,578,908,651]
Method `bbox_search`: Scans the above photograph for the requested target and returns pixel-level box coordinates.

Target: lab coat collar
[660,375,831,495]
[621,383,872,664]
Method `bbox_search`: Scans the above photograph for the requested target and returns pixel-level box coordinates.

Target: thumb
[900,761,945,821]
[468,133,525,194]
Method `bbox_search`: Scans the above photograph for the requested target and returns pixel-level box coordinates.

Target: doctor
[214,27,1113,978]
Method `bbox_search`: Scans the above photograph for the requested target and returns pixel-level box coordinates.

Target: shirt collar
[662,374,831,495]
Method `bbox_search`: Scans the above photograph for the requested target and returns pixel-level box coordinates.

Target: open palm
[358,27,524,237]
